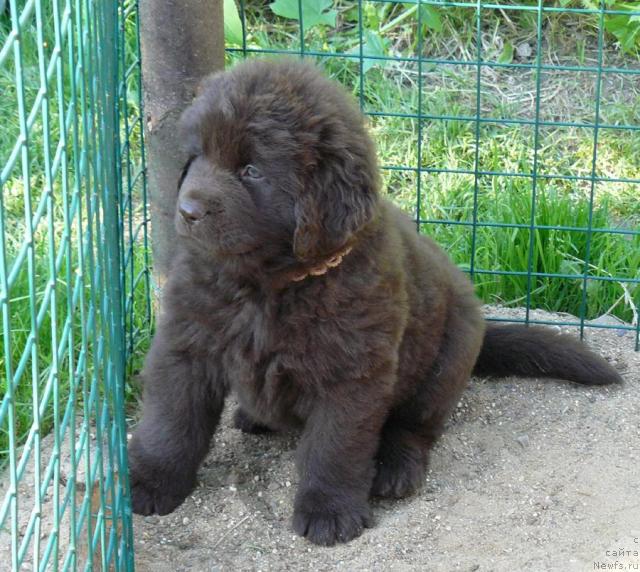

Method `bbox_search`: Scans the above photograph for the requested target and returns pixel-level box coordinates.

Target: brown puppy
[128,59,621,546]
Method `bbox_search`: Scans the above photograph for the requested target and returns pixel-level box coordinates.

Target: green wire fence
[1,0,639,570]
[228,0,640,350]
[0,0,149,569]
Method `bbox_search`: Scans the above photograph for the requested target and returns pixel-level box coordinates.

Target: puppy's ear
[293,153,377,261]
[179,103,206,158]
[179,72,233,157]
[177,156,196,192]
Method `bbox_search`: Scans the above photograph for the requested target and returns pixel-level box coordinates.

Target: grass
[1,0,639,468]
[0,2,151,470]
[228,0,640,324]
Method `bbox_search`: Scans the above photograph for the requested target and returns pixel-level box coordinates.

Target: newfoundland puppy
[129,58,621,545]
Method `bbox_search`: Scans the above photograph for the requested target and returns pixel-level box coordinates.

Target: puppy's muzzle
[179,198,208,224]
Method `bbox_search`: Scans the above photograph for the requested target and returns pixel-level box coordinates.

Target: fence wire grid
[0,0,149,569]
[228,0,640,350]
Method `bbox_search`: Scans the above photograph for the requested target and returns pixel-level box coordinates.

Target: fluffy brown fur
[128,58,622,545]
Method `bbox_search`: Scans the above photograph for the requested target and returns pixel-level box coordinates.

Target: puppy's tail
[473,323,622,385]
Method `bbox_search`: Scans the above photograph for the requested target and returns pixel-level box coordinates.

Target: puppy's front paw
[128,445,195,516]
[130,472,191,516]
[292,489,372,546]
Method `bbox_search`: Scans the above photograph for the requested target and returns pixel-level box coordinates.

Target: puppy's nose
[179,199,207,223]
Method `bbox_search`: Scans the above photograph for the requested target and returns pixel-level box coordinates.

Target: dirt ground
[2,307,638,571]
[133,307,640,572]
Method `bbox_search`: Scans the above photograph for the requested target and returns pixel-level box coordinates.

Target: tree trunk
[140,0,225,293]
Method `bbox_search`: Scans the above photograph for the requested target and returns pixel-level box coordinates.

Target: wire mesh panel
[0,0,149,569]
[226,0,640,350]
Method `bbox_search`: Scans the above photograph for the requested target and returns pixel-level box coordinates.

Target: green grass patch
[0,3,151,467]
[227,0,640,323]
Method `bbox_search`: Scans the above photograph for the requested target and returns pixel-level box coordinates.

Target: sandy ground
[2,307,638,571]
[133,307,640,572]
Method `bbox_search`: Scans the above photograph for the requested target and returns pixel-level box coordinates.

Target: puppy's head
[176,58,380,272]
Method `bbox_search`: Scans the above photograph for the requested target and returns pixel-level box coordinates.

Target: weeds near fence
[0,5,151,467]
[226,0,640,324]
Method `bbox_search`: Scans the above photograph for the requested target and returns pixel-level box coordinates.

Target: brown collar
[290,246,353,283]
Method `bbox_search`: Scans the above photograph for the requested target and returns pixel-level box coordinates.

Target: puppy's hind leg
[233,406,273,435]
[371,306,484,499]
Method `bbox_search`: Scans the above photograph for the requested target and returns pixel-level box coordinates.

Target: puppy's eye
[240,164,263,180]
